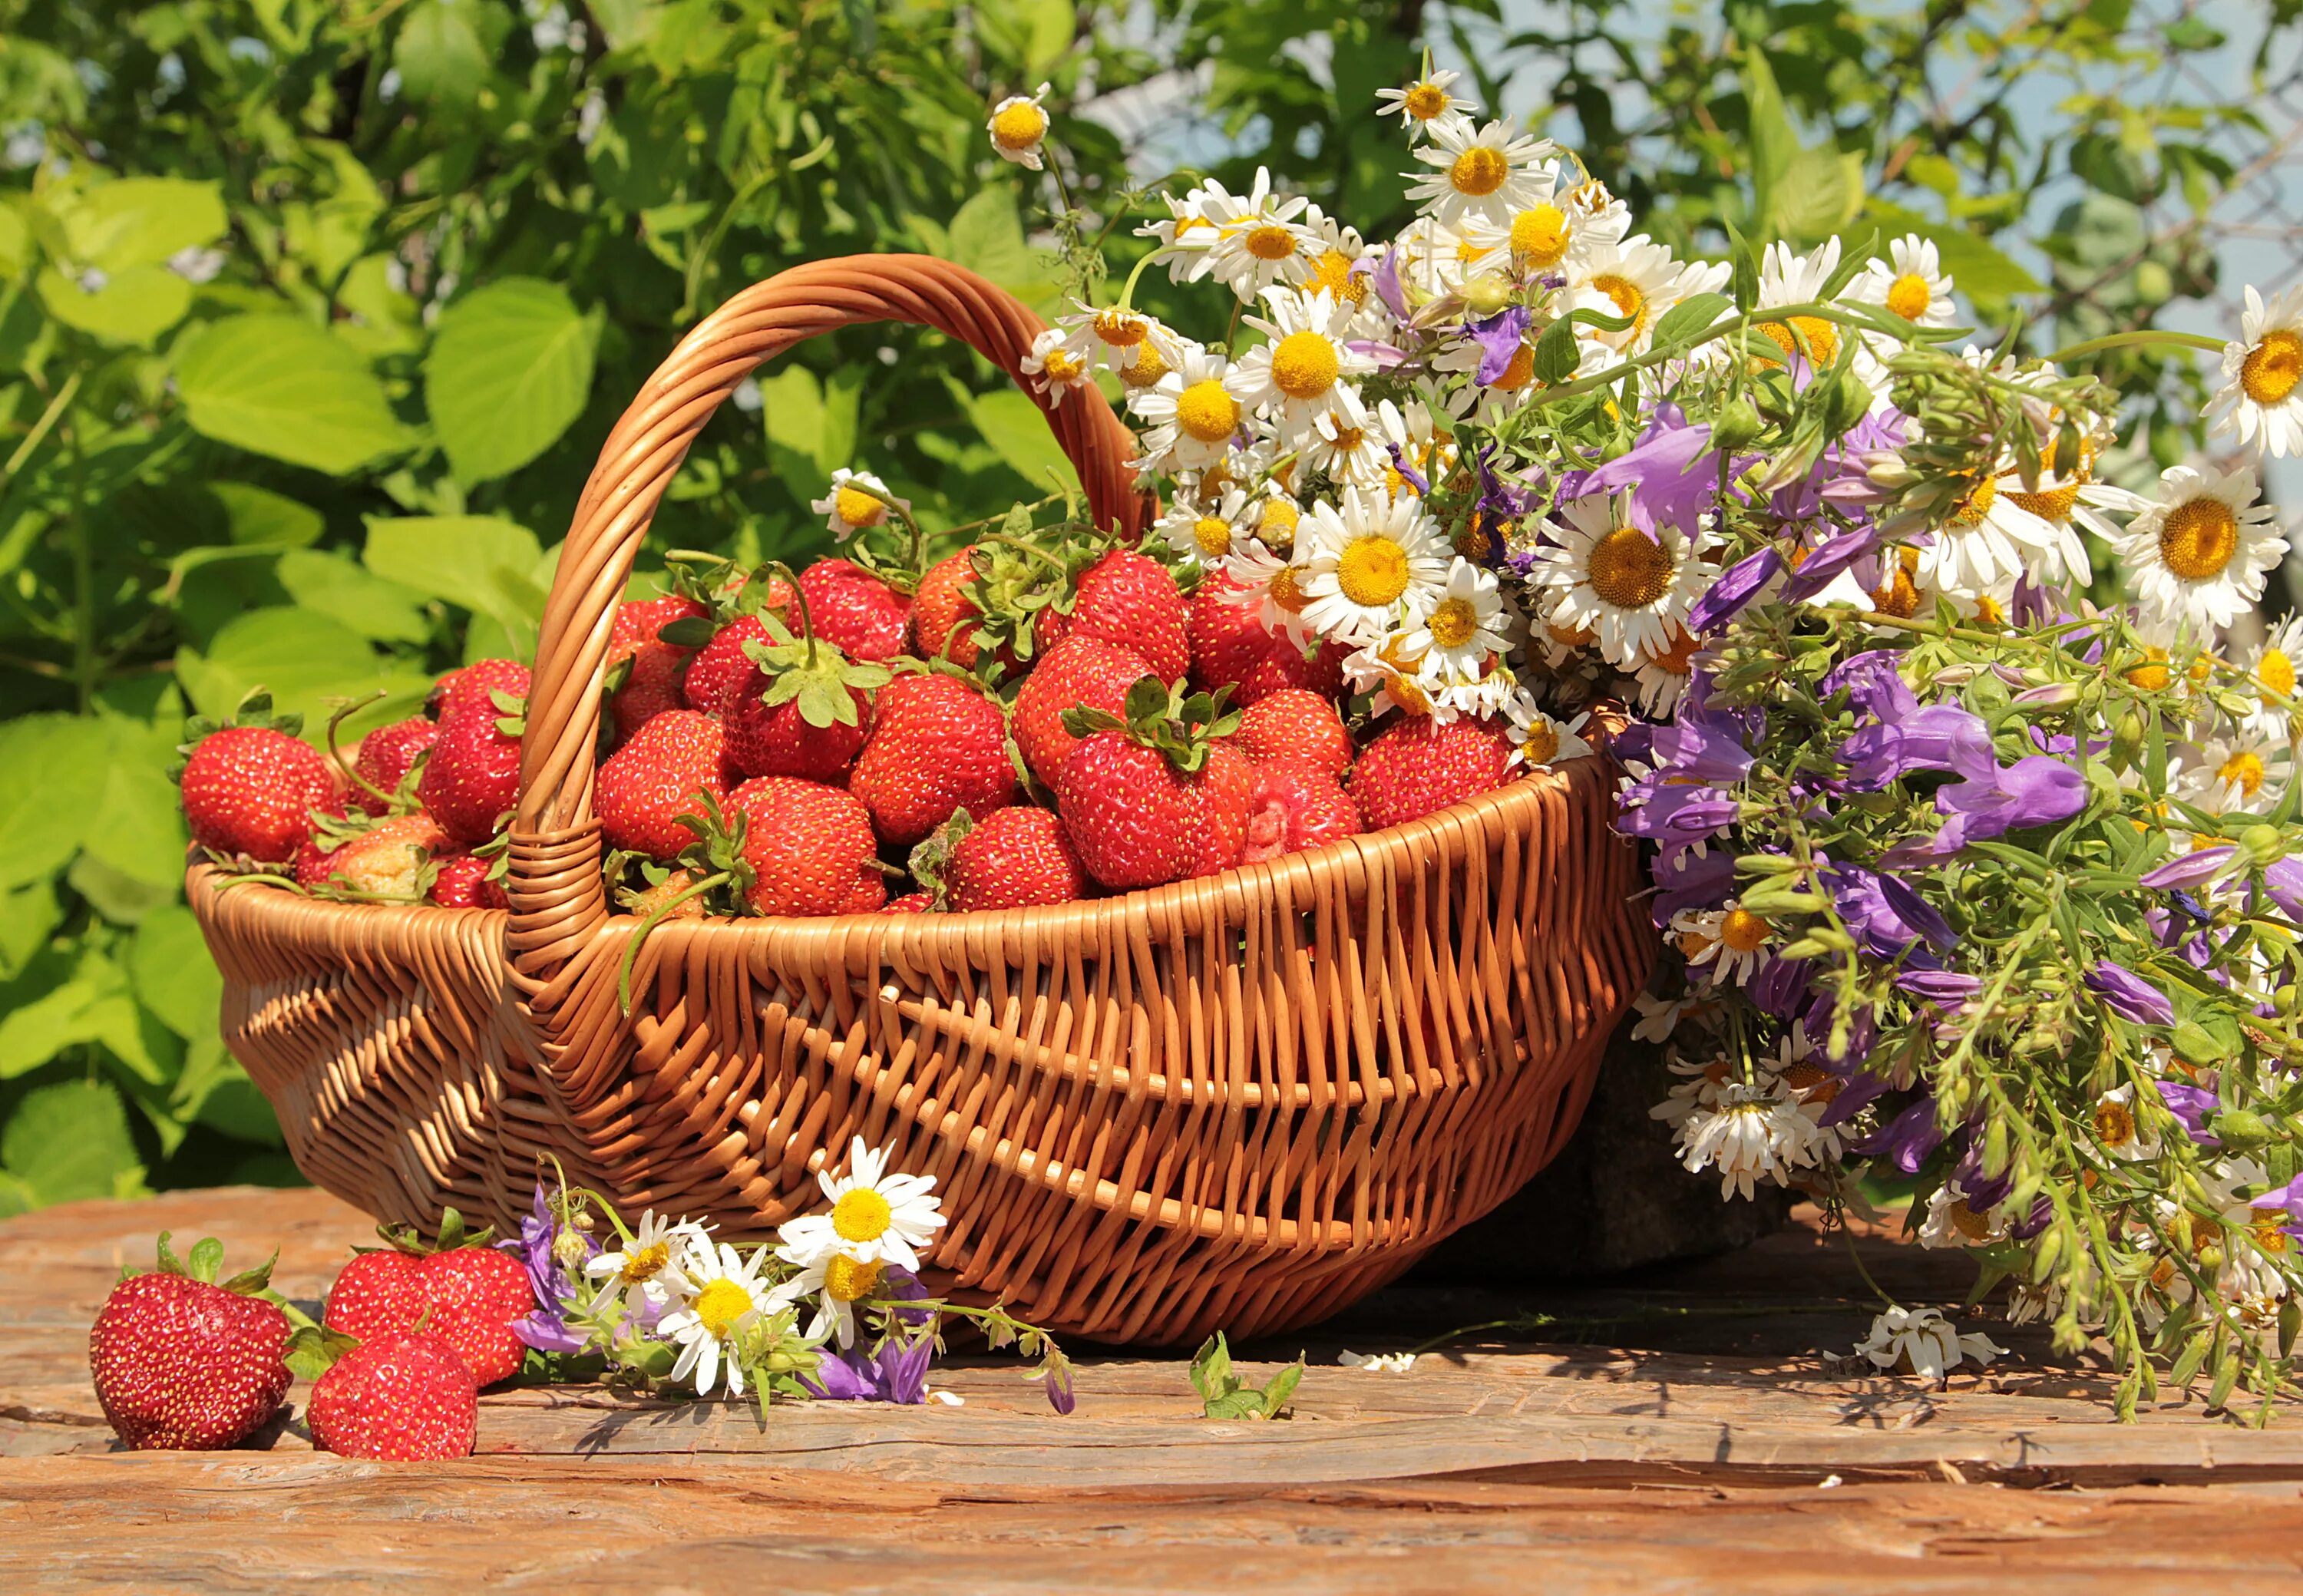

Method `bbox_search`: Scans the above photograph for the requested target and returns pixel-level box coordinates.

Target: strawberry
[299,811,451,900]
[849,672,1019,847]
[881,890,936,914]
[912,806,1085,912]
[1039,548,1189,682]
[596,709,731,861]
[1234,688,1353,778]
[722,602,892,783]
[306,1332,478,1462]
[621,865,707,923]
[1052,677,1241,891]
[798,558,912,663]
[428,658,530,723]
[430,852,507,910]
[1349,715,1516,830]
[1181,739,1257,878]
[724,776,885,917]
[88,1234,292,1451]
[1240,757,1361,863]
[418,692,526,848]
[1188,573,1348,705]
[322,1211,536,1387]
[177,696,339,865]
[292,800,355,888]
[1012,636,1154,788]
[911,545,984,667]
[610,594,706,742]
[351,717,439,816]
[681,615,775,715]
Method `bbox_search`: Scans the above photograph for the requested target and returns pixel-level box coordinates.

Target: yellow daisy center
[823,1254,884,1304]
[1041,349,1084,382]
[1425,596,1481,649]
[1337,536,1413,607]
[1191,516,1233,558]
[2254,1211,2291,1255]
[1568,179,1612,212]
[1510,204,1571,268]
[1244,223,1298,262]
[1094,309,1148,347]
[1757,315,1840,369]
[1325,423,1365,454]
[2007,481,2082,523]
[834,484,888,527]
[2093,1099,2136,1148]
[2126,648,2172,691]
[1308,248,1366,305]
[1973,595,2006,626]
[1650,627,1700,675]
[617,1241,669,1287]
[1175,378,1241,443]
[1386,669,1432,715]
[1265,563,1309,613]
[1871,553,1921,618]
[1590,273,1644,334]
[1584,524,1675,610]
[1454,519,1495,560]
[990,101,1048,151]
[2242,329,2303,406]
[1269,330,1340,399]
[1885,272,1932,321]
[1519,722,1559,763]
[693,1277,752,1340]
[2221,750,2266,797]
[1120,342,1169,389]
[1449,145,1510,197]
[2261,648,2296,700]
[1951,474,1997,528]
[2159,497,2240,580]
[1719,906,1770,953]
[1948,1199,1997,1242]
[1403,81,1451,120]
[1256,498,1300,552]
[1490,344,1535,392]
[832,1188,894,1243]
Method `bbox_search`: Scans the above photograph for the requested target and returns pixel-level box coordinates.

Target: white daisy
[2087,1082,2162,1163]
[1565,234,1727,356]
[581,1209,696,1315]
[1220,542,1320,648]
[1396,557,1509,676]
[779,1250,897,1351]
[1505,699,1592,768]
[1458,164,1631,280]
[1913,467,2059,600]
[1997,464,2147,580]
[1372,397,1452,500]
[1631,627,1705,716]
[1129,344,1244,473]
[1847,233,1956,329]
[986,82,1052,170]
[1670,897,1777,988]
[1853,1307,2007,1381]
[1340,633,1447,719]
[775,1136,947,1273]
[1918,1178,2010,1251]
[1339,1349,1419,1372]
[1156,484,1249,570]
[1432,659,1527,724]
[1228,286,1376,432]
[1297,487,1452,645]
[1299,386,1390,488]
[1669,1077,1812,1199]
[2245,613,2303,736]
[1405,115,1554,226]
[1019,326,1092,406]
[1629,987,1714,1044]
[1389,213,1479,300]
[653,1237,778,1399]
[1526,492,1710,665]
[2184,734,2285,815]
[1296,206,1375,320]
[2209,283,2303,458]
[2113,463,2287,630]
[1751,238,1869,380]
[811,468,907,542]
[1194,169,1316,300]
[1056,302,1186,375]
[1374,68,1474,135]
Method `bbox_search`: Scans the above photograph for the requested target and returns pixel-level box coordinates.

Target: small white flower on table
[1338,1350,1416,1373]
[1853,1306,2007,1383]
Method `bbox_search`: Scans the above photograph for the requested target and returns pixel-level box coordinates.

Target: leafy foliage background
[0,0,2290,1208]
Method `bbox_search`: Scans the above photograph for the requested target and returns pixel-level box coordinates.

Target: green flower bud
[1711,395,1765,451]
[2110,710,2145,770]
[1819,369,1873,432]
[2242,823,2285,867]
[1461,273,1515,318]
[2210,1109,2271,1149]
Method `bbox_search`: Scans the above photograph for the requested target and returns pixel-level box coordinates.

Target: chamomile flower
[1997,465,2147,571]
[1918,1177,2011,1251]
[1668,1076,1814,1199]
[781,1250,895,1350]
[1913,468,2058,600]
[1670,897,1777,988]
[1429,329,1540,421]
[1750,239,1865,378]
[1406,116,1554,226]
[1297,487,1452,644]
[2185,734,2285,815]
[1505,699,1592,768]
[1300,386,1390,487]
[1458,167,1631,279]
[1526,492,1709,665]
[1374,68,1475,134]
[1058,302,1185,373]
[1130,345,1244,472]
[1433,659,1529,724]
[1215,541,1318,647]
[1020,326,1092,405]
[1340,632,1446,719]
[775,1136,947,1273]
[1631,626,1706,716]
[1373,397,1450,499]
[2087,1083,2162,1163]
[812,468,908,541]
[581,1209,693,1314]
[1195,170,1317,300]
[1565,235,1726,355]
[1390,213,1478,299]
[653,1236,778,1398]
[1297,206,1375,316]
[2209,283,2303,458]
[1853,1307,2007,1381]
[1848,233,1956,329]
[2246,613,2303,735]
[1135,183,1226,273]
[1630,987,1714,1044]
[2113,463,2288,630]
[986,82,1052,170]
[1397,557,1510,676]
[1229,286,1376,432]
[1245,487,1306,556]
[1156,484,1249,570]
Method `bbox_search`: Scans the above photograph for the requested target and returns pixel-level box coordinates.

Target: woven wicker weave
[187,256,1654,1345]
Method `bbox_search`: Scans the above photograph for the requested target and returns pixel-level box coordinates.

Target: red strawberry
[1041,549,1189,682]
[1012,636,1154,788]
[597,709,730,861]
[428,658,530,723]
[680,615,770,715]
[180,725,338,864]
[322,1215,536,1387]
[1052,678,1240,891]
[798,558,912,663]
[418,697,525,847]
[721,615,890,783]
[88,1234,292,1451]
[1188,574,1348,705]
[610,594,706,742]
[292,800,354,888]
[881,890,936,914]
[1234,688,1353,778]
[1240,757,1361,862]
[916,806,1086,912]
[351,717,439,815]
[911,546,984,667]
[1350,715,1516,830]
[849,672,1018,847]
[724,776,884,916]
[307,1333,477,1462]
[301,812,451,900]
[431,853,507,910]
[1181,740,1258,878]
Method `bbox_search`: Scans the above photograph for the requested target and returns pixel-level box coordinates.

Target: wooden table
[5,1187,2301,1592]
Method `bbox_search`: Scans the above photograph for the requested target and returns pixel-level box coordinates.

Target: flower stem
[2045,329,2226,363]
[616,871,731,1013]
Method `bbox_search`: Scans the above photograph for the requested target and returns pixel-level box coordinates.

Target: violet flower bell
[503,1181,593,1355]
[2084,960,2175,1027]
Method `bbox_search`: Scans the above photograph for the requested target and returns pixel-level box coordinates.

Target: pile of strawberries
[176,522,1523,922]
[87,1214,538,1460]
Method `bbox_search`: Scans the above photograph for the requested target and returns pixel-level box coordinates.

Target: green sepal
[285,1323,362,1383]
[907,810,974,910]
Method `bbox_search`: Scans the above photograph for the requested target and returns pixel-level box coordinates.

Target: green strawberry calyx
[733,560,893,729]
[170,686,306,781]
[362,1205,497,1257]
[1060,676,1240,775]
[135,1230,281,1297]
[905,809,976,912]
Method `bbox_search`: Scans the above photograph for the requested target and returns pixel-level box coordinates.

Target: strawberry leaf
[187,1236,225,1283]
[220,1249,281,1296]
[285,1323,362,1382]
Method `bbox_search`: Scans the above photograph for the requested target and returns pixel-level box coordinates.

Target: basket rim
[187,755,1607,943]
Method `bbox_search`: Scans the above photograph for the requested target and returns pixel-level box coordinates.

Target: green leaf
[59,177,226,271]
[0,880,61,980]
[396,0,491,107]
[208,482,325,549]
[175,315,414,475]
[0,714,112,889]
[362,514,547,642]
[1650,292,1732,350]
[174,606,421,729]
[944,377,1078,496]
[423,278,601,484]
[1865,203,2044,302]
[174,1036,283,1146]
[35,263,192,345]
[81,719,191,891]
[276,549,432,643]
[1774,148,1864,243]
[131,904,223,1040]
[0,1079,144,1207]
[1743,51,1796,237]
[0,970,106,1079]
[1531,316,1580,386]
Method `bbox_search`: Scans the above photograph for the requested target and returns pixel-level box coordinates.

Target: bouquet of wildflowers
[994,56,2303,1416]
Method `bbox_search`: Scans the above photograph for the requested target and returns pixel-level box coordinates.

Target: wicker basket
[187,255,1654,1345]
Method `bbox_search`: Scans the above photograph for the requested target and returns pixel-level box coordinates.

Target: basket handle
[502,256,1150,986]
